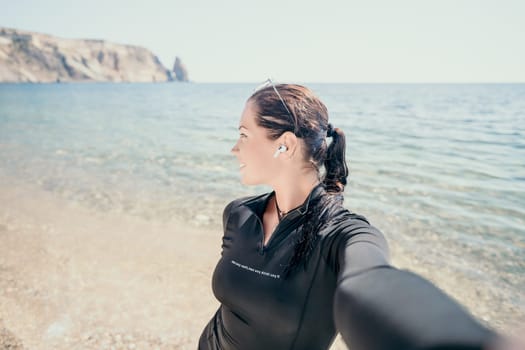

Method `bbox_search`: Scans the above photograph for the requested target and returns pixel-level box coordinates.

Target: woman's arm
[333,232,498,350]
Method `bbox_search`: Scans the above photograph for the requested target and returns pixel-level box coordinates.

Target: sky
[1,0,524,83]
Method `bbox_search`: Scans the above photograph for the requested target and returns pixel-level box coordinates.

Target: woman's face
[231,100,279,185]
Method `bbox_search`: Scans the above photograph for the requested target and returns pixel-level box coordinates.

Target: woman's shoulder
[323,206,373,233]
[321,207,387,246]
[321,207,390,272]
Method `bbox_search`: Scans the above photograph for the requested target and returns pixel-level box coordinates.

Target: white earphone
[273,145,288,158]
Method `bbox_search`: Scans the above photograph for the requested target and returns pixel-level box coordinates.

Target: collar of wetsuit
[242,183,326,222]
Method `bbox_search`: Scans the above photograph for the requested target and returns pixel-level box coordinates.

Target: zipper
[246,205,303,255]
[245,205,279,255]
[243,187,318,255]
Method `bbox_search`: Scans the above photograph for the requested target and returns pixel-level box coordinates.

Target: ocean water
[1,82,524,319]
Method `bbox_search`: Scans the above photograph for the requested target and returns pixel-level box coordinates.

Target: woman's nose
[231,141,239,154]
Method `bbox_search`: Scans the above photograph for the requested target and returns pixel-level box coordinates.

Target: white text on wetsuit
[231,260,281,279]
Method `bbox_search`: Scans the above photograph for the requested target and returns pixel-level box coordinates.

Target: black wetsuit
[199,184,496,350]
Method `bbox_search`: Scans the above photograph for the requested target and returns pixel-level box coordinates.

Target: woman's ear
[279,131,299,158]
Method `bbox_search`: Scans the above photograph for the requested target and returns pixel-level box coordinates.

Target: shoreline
[0,181,522,349]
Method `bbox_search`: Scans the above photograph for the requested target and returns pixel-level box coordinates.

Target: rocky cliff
[0,27,172,83]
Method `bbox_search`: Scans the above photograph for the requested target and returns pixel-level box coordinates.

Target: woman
[199,81,497,350]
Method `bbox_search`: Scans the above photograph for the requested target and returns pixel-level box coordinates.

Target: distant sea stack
[0,27,182,83]
[172,56,189,82]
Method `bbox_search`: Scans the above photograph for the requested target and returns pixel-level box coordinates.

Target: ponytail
[323,124,348,194]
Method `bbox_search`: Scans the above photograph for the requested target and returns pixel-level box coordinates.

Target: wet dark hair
[249,84,349,275]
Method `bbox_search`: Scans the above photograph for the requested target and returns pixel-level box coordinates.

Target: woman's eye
[239,133,247,138]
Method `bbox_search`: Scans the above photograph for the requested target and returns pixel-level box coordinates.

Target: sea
[0,82,524,327]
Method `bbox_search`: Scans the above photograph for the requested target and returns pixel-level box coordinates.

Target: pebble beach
[0,179,522,349]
